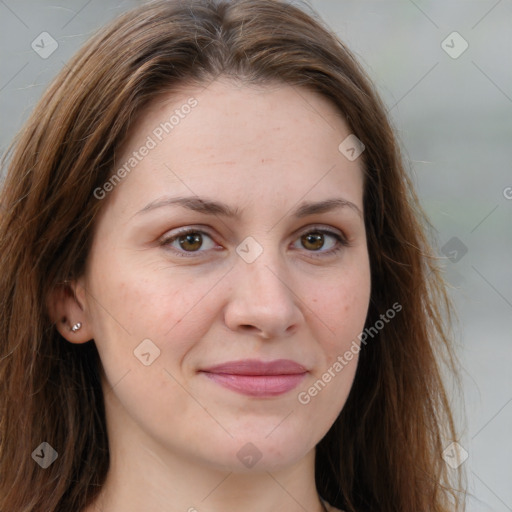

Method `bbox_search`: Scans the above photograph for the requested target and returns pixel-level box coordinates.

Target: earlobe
[47,280,94,344]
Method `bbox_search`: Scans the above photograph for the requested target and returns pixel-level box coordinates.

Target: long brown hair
[0,1,466,510]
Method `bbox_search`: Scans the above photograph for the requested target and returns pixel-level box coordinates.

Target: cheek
[86,251,222,368]
[309,265,371,353]
[85,261,221,427]
[297,271,370,424]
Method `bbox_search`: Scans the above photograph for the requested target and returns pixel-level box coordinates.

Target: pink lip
[200,359,308,397]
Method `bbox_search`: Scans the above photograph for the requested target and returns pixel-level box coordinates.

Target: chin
[193,425,316,474]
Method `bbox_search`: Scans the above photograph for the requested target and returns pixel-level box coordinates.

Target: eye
[160,228,218,257]
[292,227,349,258]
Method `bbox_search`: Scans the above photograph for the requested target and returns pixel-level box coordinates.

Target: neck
[89,393,326,512]
[93,445,325,512]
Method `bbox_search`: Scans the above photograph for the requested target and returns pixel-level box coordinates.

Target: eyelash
[159,226,350,259]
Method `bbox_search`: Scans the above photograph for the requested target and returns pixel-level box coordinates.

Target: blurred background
[0,1,511,510]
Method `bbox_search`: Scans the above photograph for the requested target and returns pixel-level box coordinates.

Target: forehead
[104,78,365,218]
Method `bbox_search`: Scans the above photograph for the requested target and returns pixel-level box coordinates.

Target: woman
[0,1,466,511]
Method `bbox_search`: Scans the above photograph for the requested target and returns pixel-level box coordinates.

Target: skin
[50,78,371,512]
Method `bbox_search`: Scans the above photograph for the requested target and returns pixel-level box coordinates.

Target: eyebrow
[134,195,363,220]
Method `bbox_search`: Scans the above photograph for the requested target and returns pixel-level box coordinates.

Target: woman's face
[78,78,371,471]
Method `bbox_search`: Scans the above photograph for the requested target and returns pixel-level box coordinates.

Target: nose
[223,252,303,340]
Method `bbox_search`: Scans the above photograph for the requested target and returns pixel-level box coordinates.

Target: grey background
[1,1,511,510]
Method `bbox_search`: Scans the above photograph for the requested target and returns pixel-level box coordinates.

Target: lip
[200,359,308,397]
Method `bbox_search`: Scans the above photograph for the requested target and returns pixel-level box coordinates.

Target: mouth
[199,359,308,397]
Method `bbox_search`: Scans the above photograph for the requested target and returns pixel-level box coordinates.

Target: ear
[47,278,94,344]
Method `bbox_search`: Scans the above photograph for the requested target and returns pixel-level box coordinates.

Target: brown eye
[301,232,325,251]
[161,229,217,257]
[178,232,203,251]
[292,227,349,258]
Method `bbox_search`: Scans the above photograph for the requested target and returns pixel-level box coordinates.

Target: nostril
[239,325,272,339]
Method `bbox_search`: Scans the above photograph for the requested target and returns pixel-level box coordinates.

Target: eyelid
[294,224,347,241]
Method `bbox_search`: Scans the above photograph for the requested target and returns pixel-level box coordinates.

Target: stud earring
[71,322,82,332]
